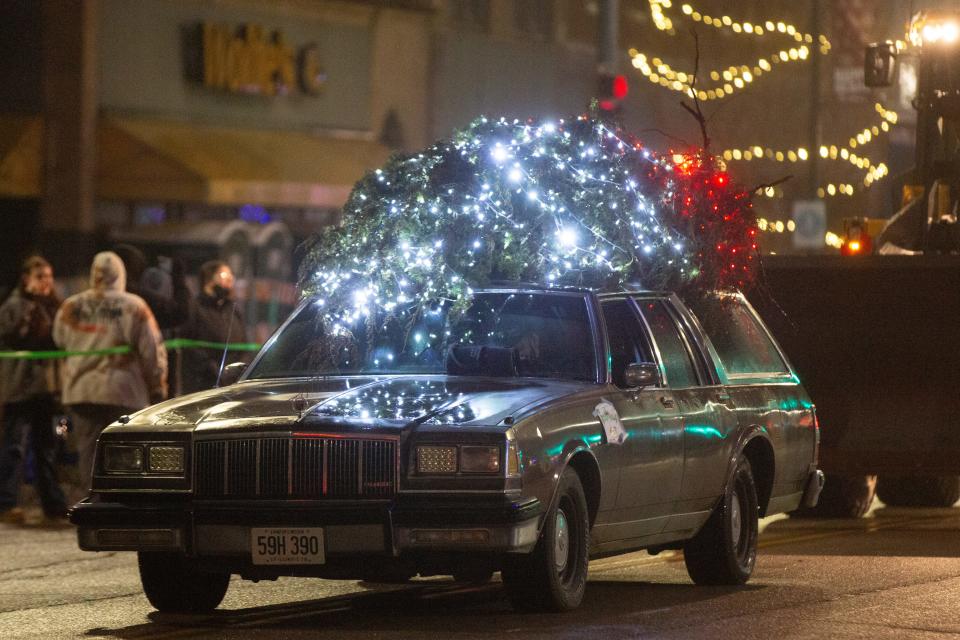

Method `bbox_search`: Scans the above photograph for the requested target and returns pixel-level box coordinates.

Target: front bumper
[69,495,542,558]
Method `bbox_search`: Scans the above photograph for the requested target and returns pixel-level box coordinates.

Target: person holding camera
[179,261,248,395]
[0,256,68,525]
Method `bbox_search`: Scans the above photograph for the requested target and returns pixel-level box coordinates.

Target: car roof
[481,281,665,296]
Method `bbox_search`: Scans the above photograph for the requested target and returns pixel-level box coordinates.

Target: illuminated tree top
[300,114,757,328]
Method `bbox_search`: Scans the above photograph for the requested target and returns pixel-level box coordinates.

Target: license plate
[251,528,325,565]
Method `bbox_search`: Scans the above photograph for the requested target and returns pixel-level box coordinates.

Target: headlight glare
[417,446,458,474]
[148,446,184,473]
[103,445,144,473]
[460,446,501,473]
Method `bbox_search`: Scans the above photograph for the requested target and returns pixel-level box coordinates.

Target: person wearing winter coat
[179,261,248,395]
[0,256,67,524]
[53,252,168,494]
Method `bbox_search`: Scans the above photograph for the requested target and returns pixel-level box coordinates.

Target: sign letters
[189,22,326,97]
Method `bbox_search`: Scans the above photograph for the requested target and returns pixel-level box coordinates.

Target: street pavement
[2,504,960,639]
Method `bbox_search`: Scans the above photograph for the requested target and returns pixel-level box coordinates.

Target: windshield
[247,292,598,382]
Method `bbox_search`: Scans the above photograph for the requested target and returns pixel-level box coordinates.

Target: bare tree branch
[680,29,711,151]
[751,175,794,193]
[638,128,695,148]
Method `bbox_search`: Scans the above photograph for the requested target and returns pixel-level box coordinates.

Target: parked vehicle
[69,286,822,613]
[747,11,960,517]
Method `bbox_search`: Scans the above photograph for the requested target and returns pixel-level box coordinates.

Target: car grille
[193,437,398,499]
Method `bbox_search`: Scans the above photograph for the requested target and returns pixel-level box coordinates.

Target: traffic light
[597,73,628,114]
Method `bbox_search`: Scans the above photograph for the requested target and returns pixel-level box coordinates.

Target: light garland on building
[300,115,758,358]
[633,1,831,101]
[630,47,810,101]
[648,0,832,53]
[722,103,897,196]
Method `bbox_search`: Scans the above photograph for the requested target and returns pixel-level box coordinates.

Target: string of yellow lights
[630,46,811,101]
[634,1,832,101]
[635,3,897,197]
[721,103,897,196]
[648,0,832,53]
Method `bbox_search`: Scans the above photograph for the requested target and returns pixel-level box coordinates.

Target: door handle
[716,391,731,402]
[659,396,675,408]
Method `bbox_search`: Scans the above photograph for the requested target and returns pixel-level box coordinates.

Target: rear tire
[793,474,876,518]
[877,474,960,507]
[501,467,590,611]
[138,551,230,613]
[684,455,759,585]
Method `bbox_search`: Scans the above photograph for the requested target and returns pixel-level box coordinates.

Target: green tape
[164,339,262,352]
[0,339,262,361]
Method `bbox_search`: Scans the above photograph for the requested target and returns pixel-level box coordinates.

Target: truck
[746,10,960,517]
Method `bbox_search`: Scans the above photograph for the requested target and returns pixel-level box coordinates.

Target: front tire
[684,455,759,585]
[138,551,230,613]
[501,467,590,611]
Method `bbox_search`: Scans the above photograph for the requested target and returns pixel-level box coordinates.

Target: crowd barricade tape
[0,339,262,361]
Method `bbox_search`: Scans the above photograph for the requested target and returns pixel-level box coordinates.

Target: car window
[687,295,790,377]
[600,299,655,388]
[247,292,598,382]
[635,299,700,388]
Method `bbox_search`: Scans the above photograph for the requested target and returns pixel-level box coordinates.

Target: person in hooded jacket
[53,252,168,494]
[0,256,68,524]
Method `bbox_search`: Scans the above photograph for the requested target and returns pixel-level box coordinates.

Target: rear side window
[688,295,790,378]
[635,299,700,388]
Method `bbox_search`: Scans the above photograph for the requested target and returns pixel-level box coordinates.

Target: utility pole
[596,0,625,120]
[808,0,822,198]
[598,0,619,76]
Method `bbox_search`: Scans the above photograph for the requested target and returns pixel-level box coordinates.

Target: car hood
[117,375,586,433]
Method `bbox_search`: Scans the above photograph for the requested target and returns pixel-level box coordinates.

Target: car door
[633,296,740,521]
[686,293,808,500]
[597,297,684,540]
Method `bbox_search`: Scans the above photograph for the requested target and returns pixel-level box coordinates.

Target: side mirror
[864,41,897,88]
[218,361,248,387]
[624,362,659,389]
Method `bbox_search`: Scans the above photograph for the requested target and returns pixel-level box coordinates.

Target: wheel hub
[554,509,570,573]
[730,489,743,548]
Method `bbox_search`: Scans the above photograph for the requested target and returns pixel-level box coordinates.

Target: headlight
[415,445,503,474]
[103,445,144,473]
[147,446,185,473]
[460,446,500,473]
[417,446,457,474]
[101,444,185,475]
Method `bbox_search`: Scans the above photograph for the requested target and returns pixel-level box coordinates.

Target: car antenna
[215,300,238,388]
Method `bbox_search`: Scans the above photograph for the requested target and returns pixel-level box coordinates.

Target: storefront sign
[190,22,326,97]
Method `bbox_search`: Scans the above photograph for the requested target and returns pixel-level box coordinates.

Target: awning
[98,117,393,208]
[0,115,42,198]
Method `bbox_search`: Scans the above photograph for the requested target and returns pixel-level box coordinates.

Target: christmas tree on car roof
[299,112,758,331]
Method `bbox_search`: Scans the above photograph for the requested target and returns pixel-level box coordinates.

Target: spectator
[0,256,67,525]
[53,252,167,495]
[180,261,247,395]
[112,244,190,331]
